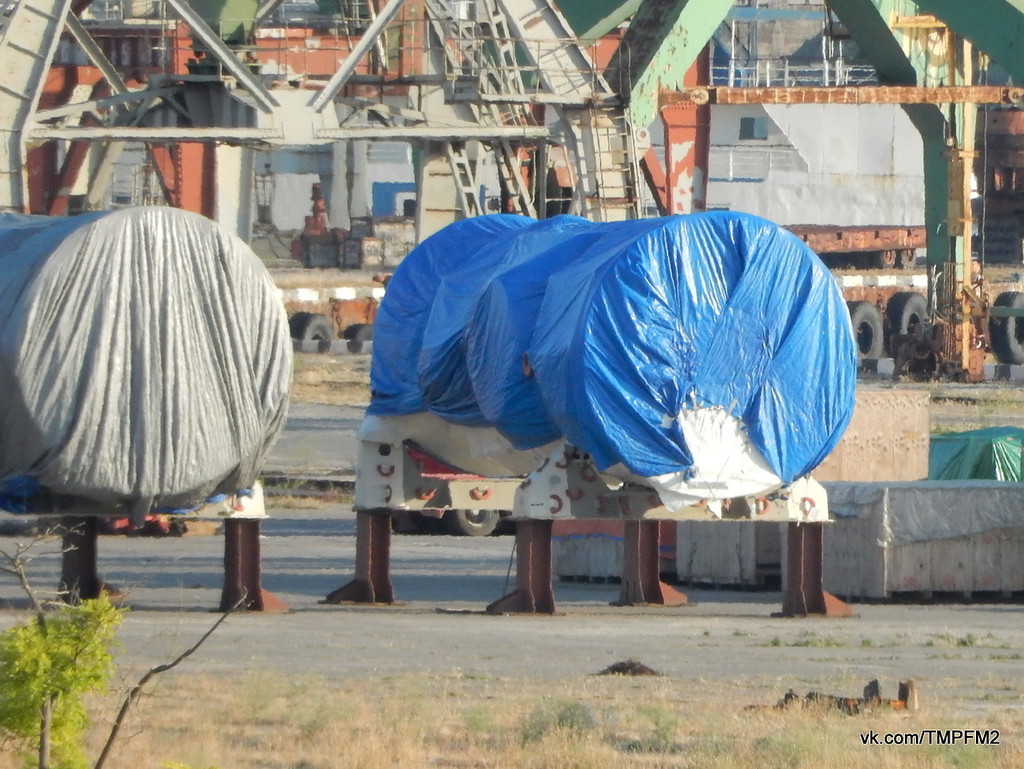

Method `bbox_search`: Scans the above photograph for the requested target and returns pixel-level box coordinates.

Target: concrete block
[813,387,930,483]
[331,286,357,300]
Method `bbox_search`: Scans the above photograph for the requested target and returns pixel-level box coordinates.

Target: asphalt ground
[2,389,1024,723]
[2,503,1023,722]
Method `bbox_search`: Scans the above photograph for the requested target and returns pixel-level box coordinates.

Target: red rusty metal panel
[785,225,926,254]
[662,85,1020,107]
[659,48,710,215]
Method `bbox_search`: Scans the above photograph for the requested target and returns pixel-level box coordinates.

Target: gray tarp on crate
[824,481,1024,546]
[0,207,291,518]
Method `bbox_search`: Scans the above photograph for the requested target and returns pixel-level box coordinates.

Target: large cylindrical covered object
[369,212,856,508]
[0,207,291,516]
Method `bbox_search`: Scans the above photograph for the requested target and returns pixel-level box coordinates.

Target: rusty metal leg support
[487,520,555,614]
[60,516,101,601]
[221,519,289,612]
[781,522,852,618]
[323,509,395,604]
[616,520,687,606]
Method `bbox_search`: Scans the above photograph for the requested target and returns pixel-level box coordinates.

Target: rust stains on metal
[785,225,926,254]
[661,85,1024,107]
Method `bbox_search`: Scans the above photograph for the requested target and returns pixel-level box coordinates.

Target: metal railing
[711,60,877,88]
[708,145,808,182]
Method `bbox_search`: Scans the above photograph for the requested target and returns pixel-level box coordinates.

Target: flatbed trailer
[785,224,926,270]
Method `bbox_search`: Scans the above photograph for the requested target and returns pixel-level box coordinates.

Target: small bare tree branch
[0,542,48,623]
[93,599,243,769]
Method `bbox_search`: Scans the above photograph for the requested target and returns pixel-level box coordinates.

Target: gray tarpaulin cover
[0,207,291,517]
[823,480,1024,546]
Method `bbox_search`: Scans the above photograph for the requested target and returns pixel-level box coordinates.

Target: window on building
[739,116,768,141]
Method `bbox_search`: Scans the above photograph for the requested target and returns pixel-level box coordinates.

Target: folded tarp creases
[0,207,292,515]
[370,212,856,503]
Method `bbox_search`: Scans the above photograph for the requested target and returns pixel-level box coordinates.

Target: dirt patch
[596,659,662,676]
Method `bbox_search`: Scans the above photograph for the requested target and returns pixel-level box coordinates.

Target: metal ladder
[494,0,641,221]
[0,0,73,210]
[443,141,483,218]
[423,0,537,218]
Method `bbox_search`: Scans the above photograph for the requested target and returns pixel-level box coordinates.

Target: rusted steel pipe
[616,520,687,606]
[487,520,555,614]
[60,516,101,601]
[323,509,395,604]
[781,522,852,618]
[221,519,288,612]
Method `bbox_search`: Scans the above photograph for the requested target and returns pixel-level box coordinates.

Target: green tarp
[929,426,1024,481]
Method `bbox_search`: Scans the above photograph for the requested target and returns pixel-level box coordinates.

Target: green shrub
[0,595,123,769]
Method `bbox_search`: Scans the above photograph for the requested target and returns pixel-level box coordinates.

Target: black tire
[990,291,1024,364]
[406,512,446,534]
[442,509,501,537]
[847,300,885,359]
[290,312,334,351]
[886,291,928,338]
[289,311,312,339]
[342,323,374,342]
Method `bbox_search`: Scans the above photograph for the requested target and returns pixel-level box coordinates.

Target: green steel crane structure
[555,0,1024,379]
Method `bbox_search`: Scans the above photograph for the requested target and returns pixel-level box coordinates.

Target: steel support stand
[60,516,102,601]
[615,520,688,606]
[221,519,289,612]
[487,520,555,614]
[323,509,395,604]
[780,522,853,617]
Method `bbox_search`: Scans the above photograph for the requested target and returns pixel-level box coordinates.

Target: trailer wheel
[990,291,1024,364]
[847,301,884,359]
[875,249,897,269]
[886,292,927,338]
[443,509,501,537]
[290,312,334,352]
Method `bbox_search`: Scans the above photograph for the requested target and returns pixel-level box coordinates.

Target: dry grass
[289,353,370,407]
[914,383,1024,435]
[3,672,1016,769]
[271,268,382,290]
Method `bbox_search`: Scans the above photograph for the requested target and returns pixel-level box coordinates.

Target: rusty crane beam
[662,85,1024,107]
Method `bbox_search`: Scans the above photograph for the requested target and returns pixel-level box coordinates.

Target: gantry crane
[2,0,1024,378]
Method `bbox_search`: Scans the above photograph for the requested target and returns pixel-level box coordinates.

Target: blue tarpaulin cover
[370,212,856,488]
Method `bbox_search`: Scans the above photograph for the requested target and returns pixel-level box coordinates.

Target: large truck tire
[990,291,1024,365]
[343,322,374,353]
[442,509,501,536]
[847,300,885,359]
[886,291,927,338]
[290,312,334,352]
